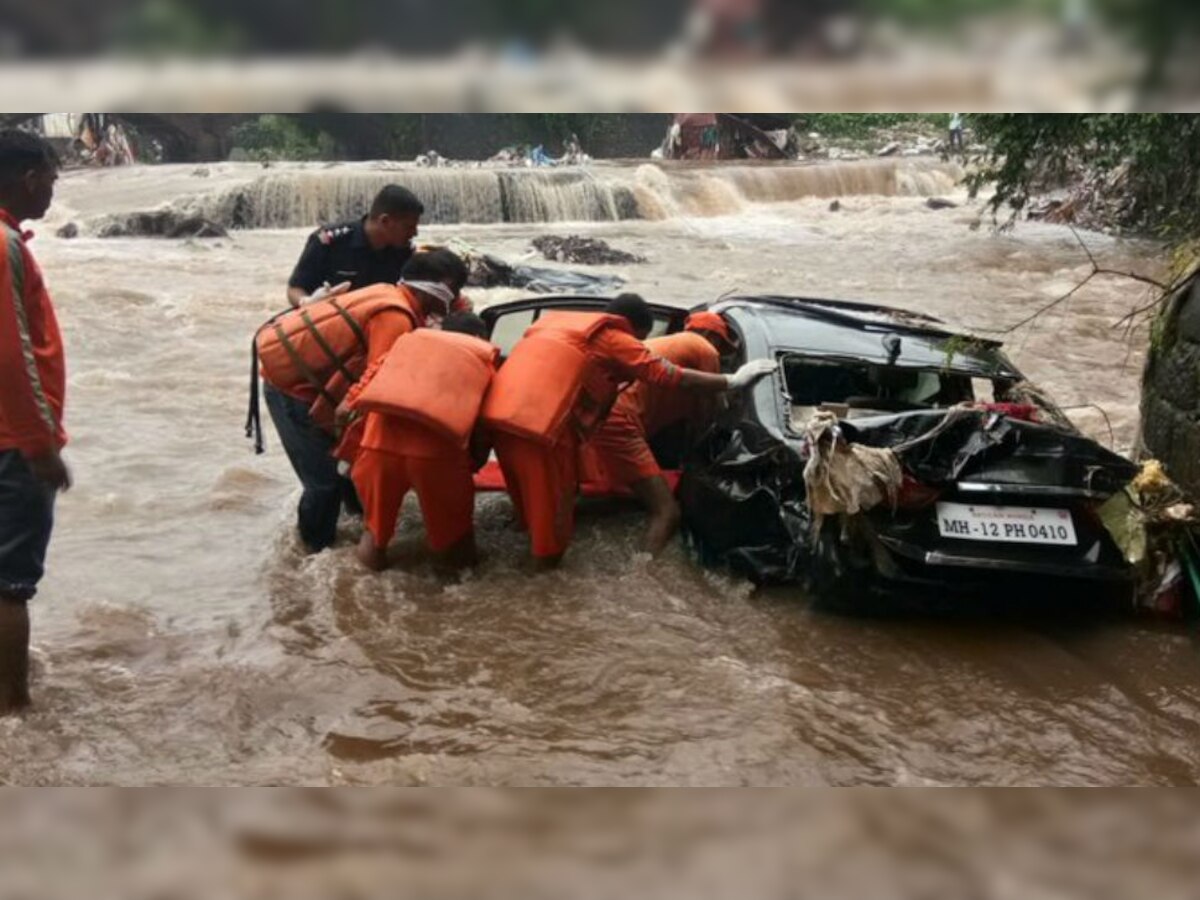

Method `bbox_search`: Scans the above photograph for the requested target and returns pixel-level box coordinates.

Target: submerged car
[479,294,1139,601]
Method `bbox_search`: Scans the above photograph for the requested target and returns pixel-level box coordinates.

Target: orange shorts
[350,447,476,552]
[492,431,578,559]
[585,405,661,488]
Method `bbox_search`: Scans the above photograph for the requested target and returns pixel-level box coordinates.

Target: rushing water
[3,159,1198,786]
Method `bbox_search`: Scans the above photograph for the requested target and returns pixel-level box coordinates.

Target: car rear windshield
[781,353,979,426]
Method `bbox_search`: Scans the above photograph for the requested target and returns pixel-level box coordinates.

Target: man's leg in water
[351,448,408,571]
[629,475,682,556]
[0,450,56,714]
[411,455,479,574]
[493,432,576,568]
[586,409,675,554]
[0,597,31,713]
[264,383,343,552]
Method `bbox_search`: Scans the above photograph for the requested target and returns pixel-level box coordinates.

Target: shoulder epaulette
[316,224,354,246]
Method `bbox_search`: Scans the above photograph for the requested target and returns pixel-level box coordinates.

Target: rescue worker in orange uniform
[0,130,65,715]
[343,313,496,573]
[254,250,464,552]
[415,244,474,314]
[482,294,776,568]
[585,310,736,554]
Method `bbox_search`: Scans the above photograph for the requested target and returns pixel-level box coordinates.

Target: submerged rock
[925,197,958,210]
[531,234,646,265]
[56,222,79,239]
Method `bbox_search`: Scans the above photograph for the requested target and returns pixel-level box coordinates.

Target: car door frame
[480,294,689,358]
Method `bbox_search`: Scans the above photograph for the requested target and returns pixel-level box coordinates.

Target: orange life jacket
[353,329,499,449]
[255,283,420,418]
[481,311,632,445]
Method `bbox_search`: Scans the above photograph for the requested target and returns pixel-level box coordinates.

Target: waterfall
[193,168,640,228]
[89,159,965,234]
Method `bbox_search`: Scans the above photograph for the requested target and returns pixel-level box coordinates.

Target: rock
[167,217,228,239]
[829,200,841,212]
[191,167,210,177]
[925,197,958,210]
[531,235,646,265]
[877,141,901,157]
[1176,279,1200,343]
[96,210,229,239]
[56,222,79,239]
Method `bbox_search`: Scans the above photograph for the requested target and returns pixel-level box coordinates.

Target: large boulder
[1140,274,1200,497]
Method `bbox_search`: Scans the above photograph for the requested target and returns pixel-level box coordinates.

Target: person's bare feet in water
[355,532,389,572]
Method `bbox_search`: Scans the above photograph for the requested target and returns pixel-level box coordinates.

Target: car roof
[479,292,1022,379]
[707,295,1022,379]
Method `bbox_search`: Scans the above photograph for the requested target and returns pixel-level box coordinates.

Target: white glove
[726,358,778,390]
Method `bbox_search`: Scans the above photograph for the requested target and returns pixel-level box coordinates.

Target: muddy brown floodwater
[2,159,1198,786]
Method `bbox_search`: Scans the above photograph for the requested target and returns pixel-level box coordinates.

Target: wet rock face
[95,211,229,239]
[1141,276,1200,497]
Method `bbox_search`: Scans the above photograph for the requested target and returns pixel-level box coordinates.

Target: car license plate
[935,502,1077,546]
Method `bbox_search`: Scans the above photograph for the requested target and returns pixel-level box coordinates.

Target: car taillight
[1075,500,1105,531]
[895,475,943,510]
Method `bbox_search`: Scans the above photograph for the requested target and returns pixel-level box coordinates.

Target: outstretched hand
[308,281,352,303]
[727,358,778,390]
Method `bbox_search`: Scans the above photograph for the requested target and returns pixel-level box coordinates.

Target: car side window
[647,316,673,339]
[488,303,681,357]
[489,309,537,357]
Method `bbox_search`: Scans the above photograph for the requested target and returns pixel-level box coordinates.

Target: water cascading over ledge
[87,159,965,235]
[195,159,962,228]
[198,169,641,228]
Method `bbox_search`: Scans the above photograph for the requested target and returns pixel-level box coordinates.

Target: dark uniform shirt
[287,217,415,295]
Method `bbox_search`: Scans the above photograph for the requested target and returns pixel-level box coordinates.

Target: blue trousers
[0,449,56,601]
[264,384,359,552]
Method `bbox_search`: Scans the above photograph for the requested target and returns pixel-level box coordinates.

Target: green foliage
[939,334,991,370]
[112,0,246,56]
[794,113,946,140]
[861,0,1059,25]
[969,114,1200,241]
[229,115,332,162]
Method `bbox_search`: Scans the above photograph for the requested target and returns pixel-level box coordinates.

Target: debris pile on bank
[1026,162,1141,233]
[531,235,646,265]
[1099,459,1200,617]
[464,251,623,295]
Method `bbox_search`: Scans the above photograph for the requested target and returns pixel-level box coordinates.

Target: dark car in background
[480,294,1139,602]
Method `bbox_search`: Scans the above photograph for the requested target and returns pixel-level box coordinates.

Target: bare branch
[1070,225,1099,270]
[1111,266,1196,330]
[970,229,1171,336]
[973,270,1098,335]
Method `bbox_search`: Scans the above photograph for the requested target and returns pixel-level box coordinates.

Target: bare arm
[286,285,309,308]
[677,368,730,392]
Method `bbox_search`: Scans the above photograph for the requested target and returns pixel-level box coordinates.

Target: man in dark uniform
[286,184,425,308]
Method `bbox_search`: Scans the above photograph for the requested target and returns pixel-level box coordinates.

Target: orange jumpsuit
[1,211,66,458]
[584,331,720,487]
[492,325,683,559]
[345,357,484,552]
